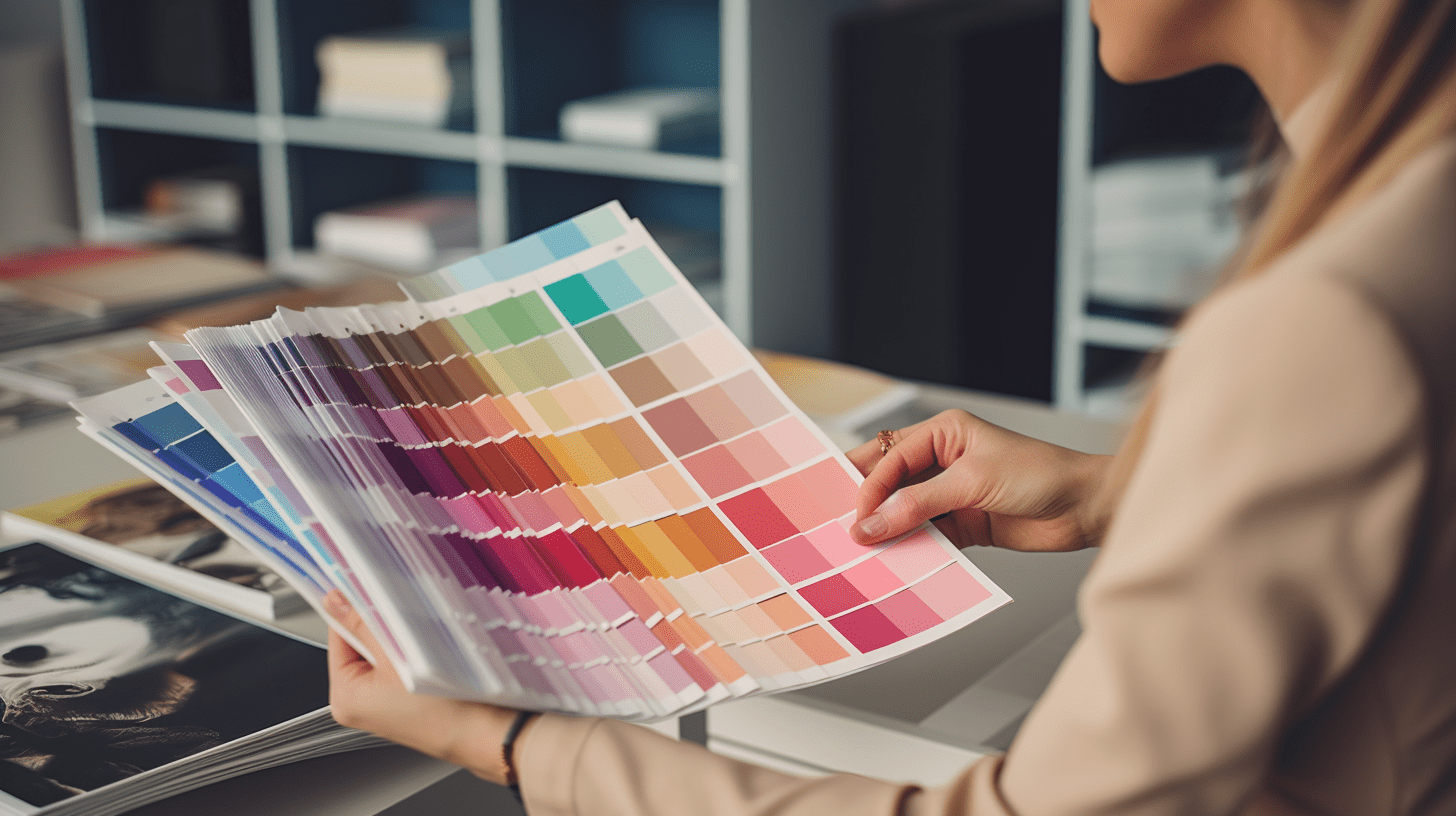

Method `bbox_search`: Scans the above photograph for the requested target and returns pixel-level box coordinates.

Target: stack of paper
[71,203,1008,721]
[1089,153,1247,313]
[0,540,381,816]
[316,28,471,127]
[314,193,479,272]
[559,88,719,150]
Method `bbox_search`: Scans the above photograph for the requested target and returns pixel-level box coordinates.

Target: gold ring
[877,429,896,455]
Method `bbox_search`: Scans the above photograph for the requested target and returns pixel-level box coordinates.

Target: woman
[325,0,1456,810]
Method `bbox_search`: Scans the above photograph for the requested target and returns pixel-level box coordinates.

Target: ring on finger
[877,429,896,455]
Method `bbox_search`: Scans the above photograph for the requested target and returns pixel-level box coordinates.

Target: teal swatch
[540,220,591,258]
[574,206,627,245]
[583,260,644,309]
[545,274,609,324]
[617,247,675,296]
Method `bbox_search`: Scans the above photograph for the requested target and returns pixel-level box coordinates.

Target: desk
[0,420,468,816]
[0,382,1121,812]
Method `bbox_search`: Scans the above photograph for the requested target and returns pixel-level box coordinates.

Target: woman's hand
[846,410,1109,552]
[325,591,521,784]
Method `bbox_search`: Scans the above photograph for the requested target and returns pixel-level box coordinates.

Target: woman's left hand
[325,591,520,783]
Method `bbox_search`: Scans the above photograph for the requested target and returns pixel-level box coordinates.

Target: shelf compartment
[1081,314,1174,352]
[501,0,720,156]
[286,144,477,253]
[1081,344,1150,418]
[508,167,722,311]
[276,0,474,129]
[1092,62,1262,166]
[93,128,264,255]
[502,137,727,185]
[83,0,256,111]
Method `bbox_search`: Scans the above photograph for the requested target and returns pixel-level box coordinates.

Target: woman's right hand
[846,410,1109,552]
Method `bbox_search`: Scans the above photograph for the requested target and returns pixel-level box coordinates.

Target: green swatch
[494,346,544,392]
[577,314,643,367]
[517,291,561,334]
[487,298,541,345]
[464,307,510,351]
[518,337,572,388]
[546,333,594,378]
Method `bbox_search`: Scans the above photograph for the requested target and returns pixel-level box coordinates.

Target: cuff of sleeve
[903,755,1013,816]
[517,713,604,816]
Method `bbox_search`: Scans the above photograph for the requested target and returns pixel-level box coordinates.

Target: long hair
[1091,0,1456,531]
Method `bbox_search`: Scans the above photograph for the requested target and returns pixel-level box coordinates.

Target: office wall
[0,0,61,44]
[0,0,76,253]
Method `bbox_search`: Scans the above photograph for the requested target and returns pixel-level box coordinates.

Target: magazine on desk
[0,540,382,816]
[69,201,1012,722]
[1,477,305,620]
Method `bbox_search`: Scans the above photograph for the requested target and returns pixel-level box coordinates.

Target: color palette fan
[71,202,1009,720]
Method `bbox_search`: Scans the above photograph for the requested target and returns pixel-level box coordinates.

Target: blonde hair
[1092,0,1456,533]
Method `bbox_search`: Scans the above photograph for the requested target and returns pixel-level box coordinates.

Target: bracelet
[501,710,538,804]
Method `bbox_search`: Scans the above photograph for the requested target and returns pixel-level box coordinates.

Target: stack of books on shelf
[559,87,719,150]
[315,28,471,128]
[97,165,264,255]
[63,202,1010,720]
[1088,152,1247,321]
[313,193,479,273]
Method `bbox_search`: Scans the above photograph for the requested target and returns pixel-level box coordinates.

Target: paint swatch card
[73,202,1009,720]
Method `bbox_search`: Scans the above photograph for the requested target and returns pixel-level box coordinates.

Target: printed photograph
[0,542,327,808]
[13,479,285,594]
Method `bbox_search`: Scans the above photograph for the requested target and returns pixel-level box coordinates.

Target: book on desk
[2,475,305,620]
[0,246,281,353]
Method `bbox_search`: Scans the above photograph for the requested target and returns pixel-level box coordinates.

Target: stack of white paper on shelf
[1088,153,1247,313]
[560,87,719,150]
[314,193,479,272]
[316,28,471,127]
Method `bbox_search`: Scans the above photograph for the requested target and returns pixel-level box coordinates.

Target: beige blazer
[514,115,1456,816]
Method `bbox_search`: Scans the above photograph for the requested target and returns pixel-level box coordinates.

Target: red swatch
[830,604,904,653]
[717,488,799,550]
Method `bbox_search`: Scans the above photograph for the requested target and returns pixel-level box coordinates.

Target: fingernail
[324,591,346,615]
[852,514,887,541]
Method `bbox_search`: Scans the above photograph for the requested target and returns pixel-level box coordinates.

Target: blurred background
[0,0,1263,426]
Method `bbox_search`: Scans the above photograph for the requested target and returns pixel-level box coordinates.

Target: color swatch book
[71,202,1010,721]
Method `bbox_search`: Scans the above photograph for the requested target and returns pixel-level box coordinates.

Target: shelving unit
[60,0,865,356]
[1053,0,1262,413]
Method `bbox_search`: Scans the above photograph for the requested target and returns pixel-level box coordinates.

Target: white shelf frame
[60,0,862,355]
[1053,0,1095,411]
[1082,315,1175,351]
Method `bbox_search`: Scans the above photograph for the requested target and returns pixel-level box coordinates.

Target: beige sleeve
[517,273,1425,816]
[989,273,1427,815]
